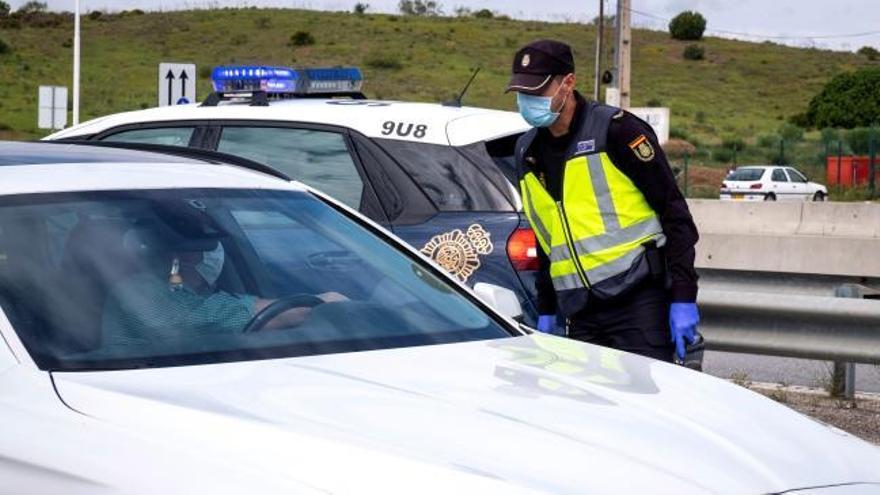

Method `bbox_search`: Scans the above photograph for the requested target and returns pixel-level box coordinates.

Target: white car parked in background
[720,165,828,202]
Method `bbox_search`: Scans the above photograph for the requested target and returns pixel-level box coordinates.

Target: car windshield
[0,189,513,371]
[727,168,766,181]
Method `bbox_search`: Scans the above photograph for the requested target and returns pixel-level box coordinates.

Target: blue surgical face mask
[195,242,225,287]
[517,83,568,128]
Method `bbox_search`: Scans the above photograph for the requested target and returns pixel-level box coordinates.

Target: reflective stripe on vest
[520,150,665,293]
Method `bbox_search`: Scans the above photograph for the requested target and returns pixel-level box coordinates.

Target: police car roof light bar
[207,65,366,102]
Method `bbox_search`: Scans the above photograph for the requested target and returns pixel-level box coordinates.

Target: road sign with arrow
[158,63,196,107]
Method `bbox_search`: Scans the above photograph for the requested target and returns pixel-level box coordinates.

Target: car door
[770,168,792,200]
[785,168,810,200]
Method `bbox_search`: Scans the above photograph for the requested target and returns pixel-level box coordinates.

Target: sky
[12,0,880,51]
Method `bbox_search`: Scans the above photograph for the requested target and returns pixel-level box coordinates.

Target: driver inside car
[102,234,345,346]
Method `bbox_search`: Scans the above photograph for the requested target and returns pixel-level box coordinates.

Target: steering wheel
[241,294,325,333]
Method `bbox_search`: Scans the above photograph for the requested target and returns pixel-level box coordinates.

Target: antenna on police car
[442,66,480,107]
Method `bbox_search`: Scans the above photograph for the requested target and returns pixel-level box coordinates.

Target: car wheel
[764,193,776,201]
[812,191,826,202]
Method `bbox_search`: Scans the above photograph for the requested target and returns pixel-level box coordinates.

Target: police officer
[507,39,700,363]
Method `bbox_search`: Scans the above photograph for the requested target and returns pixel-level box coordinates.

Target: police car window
[772,169,788,182]
[217,127,364,210]
[785,168,808,183]
[101,127,195,146]
[375,139,514,212]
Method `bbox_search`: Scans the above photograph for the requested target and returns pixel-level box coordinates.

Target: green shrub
[87,10,102,20]
[757,134,778,148]
[778,122,804,142]
[804,67,880,128]
[0,37,9,54]
[721,136,745,151]
[683,44,704,61]
[645,97,663,107]
[398,0,441,16]
[353,3,369,15]
[669,127,689,140]
[669,11,706,41]
[16,1,46,14]
[288,30,315,47]
[473,9,494,19]
[365,51,403,70]
[712,147,734,163]
[820,127,840,144]
[846,127,873,155]
[857,46,879,61]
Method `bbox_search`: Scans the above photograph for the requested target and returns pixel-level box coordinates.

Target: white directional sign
[38,85,68,130]
[629,107,670,145]
[158,63,196,107]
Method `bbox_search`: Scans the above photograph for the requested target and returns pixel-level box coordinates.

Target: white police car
[4,141,880,494]
[46,66,541,323]
[720,165,828,202]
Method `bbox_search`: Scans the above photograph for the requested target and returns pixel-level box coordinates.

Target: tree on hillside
[398,0,442,16]
[857,45,878,61]
[0,2,10,16]
[804,68,880,128]
[16,1,47,14]
[353,3,369,15]
[669,11,706,41]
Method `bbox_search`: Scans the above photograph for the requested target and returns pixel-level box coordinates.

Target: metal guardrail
[698,288,880,365]
[686,201,880,397]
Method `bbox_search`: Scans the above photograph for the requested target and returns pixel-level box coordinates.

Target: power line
[627,6,880,41]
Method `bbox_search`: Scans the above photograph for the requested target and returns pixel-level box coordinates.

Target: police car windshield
[0,189,512,371]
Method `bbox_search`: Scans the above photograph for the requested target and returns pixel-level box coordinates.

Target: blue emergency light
[211,66,299,93]
[210,65,363,96]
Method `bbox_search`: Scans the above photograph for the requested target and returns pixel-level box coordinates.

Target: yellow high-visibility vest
[517,103,666,316]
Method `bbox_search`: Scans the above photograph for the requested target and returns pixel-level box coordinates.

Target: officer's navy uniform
[520,91,699,362]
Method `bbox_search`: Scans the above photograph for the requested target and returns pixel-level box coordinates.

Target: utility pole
[73,0,80,125]
[615,0,632,109]
[593,0,604,101]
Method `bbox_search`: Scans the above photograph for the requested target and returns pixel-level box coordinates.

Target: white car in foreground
[720,165,828,202]
[1,142,878,494]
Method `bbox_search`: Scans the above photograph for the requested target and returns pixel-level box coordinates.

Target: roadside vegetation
[0,6,876,197]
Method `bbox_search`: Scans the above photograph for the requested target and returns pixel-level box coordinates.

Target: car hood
[53,335,880,494]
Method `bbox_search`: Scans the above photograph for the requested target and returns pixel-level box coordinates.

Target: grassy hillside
[0,7,874,194]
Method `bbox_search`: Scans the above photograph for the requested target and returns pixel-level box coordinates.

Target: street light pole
[73,0,80,125]
[593,0,604,101]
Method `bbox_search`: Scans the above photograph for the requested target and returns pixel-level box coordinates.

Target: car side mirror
[473,283,523,321]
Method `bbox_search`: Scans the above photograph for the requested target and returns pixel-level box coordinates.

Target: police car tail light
[209,65,363,97]
[507,228,539,271]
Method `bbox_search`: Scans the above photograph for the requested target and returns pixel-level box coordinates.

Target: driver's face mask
[195,242,225,287]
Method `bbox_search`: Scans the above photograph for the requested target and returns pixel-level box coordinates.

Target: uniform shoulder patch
[628,134,655,162]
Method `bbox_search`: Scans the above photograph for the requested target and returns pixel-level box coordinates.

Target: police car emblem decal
[420,224,493,282]
[628,134,655,162]
[521,54,531,67]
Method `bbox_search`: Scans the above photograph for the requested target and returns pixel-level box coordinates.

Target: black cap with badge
[506,39,575,95]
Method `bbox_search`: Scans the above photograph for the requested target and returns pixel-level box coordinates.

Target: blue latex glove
[670,303,699,360]
[536,314,555,333]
